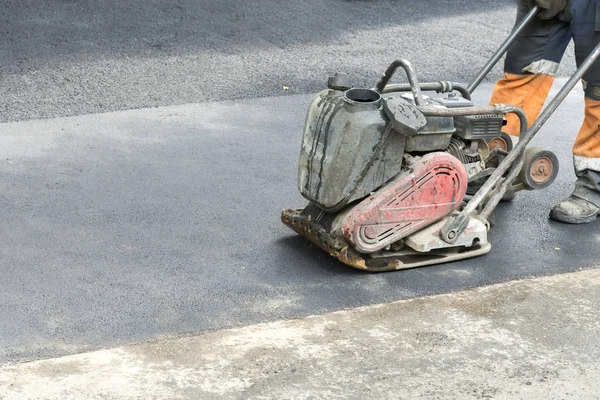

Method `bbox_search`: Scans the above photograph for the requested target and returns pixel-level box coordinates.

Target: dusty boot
[555,97,600,224]
[550,194,600,224]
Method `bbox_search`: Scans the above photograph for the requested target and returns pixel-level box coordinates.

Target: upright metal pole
[467,6,539,94]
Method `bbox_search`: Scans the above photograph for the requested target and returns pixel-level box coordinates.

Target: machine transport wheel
[518,147,559,190]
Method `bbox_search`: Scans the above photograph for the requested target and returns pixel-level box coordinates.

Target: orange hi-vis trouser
[490,0,600,206]
[489,73,555,137]
[490,73,600,160]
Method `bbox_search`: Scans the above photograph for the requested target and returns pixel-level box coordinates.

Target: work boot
[550,194,600,224]
[558,96,600,224]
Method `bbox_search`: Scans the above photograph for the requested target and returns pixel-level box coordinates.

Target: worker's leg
[490,0,571,136]
[550,0,600,223]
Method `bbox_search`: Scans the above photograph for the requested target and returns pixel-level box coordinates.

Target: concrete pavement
[2,268,600,400]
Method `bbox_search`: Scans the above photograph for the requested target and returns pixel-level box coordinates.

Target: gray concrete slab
[2,268,600,400]
[0,0,578,123]
[0,83,598,364]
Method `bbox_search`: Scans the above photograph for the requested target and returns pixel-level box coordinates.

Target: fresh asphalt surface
[1,84,598,364]
[0,0,577,123]
[0,1,596,363]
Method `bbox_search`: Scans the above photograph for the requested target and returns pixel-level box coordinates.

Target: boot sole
[549,210,599,224]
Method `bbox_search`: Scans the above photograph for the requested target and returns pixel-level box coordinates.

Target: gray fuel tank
[298,88,405,213]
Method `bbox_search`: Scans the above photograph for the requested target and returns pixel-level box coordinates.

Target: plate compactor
[281,6,600,272]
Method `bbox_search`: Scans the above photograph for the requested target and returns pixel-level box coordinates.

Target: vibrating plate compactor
[281,6,600,272]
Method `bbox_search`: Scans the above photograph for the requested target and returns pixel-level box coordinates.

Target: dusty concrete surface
[1,268,600,399]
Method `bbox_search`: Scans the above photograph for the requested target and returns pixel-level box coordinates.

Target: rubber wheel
[518,147,559,190]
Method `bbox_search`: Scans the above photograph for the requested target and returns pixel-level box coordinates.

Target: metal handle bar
[467,5,540,94]
[374,59,424,106]
[421,105,527,134]
[375,6,540,101]
[440,38,600,244]
[381,81,472,100]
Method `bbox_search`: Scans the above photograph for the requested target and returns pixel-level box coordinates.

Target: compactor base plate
[281,208,491,272]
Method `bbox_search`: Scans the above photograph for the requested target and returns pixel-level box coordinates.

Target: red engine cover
[343,152,468,254]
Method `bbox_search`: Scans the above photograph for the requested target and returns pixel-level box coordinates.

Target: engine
[296,75,505,253]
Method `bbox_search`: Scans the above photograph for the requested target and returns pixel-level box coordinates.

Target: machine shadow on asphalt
[274,236,366,276]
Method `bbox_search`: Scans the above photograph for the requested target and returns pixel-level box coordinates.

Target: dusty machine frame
[282,7,600,271]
